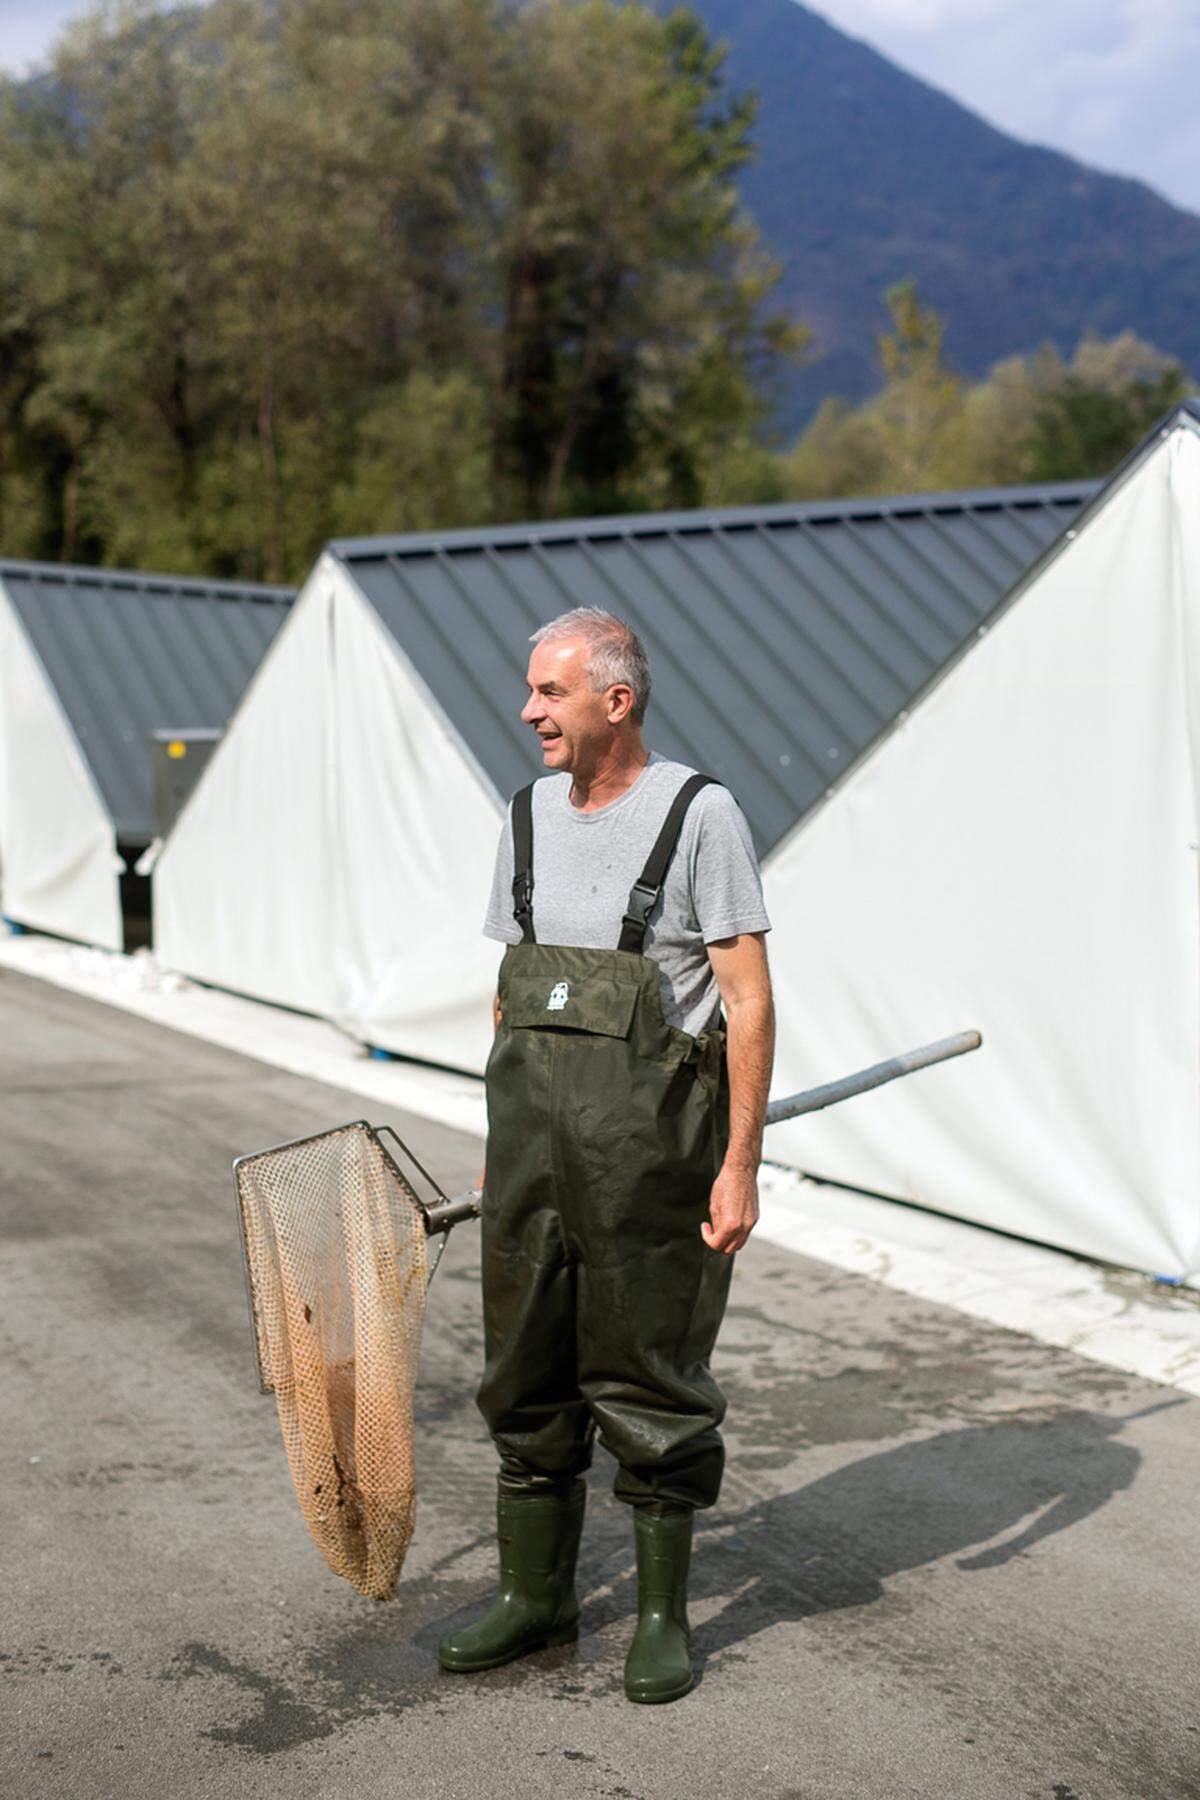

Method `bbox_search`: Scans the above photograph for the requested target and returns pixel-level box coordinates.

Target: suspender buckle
[512,871,534,922]
[620,878,659,942]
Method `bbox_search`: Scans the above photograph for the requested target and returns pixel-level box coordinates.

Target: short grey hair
[530,606,652,724]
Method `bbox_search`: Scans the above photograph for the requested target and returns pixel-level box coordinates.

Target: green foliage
[485,0,805,517]
[783,290,1192,503]
[0,0,800,578]
[1024,338,1189,481]
[785,282,963,498]
[330,371,493,537]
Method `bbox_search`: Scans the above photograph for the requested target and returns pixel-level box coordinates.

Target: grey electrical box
[150,729,222,838]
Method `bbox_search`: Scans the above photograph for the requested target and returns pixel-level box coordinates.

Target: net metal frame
[233,1119,451,1599]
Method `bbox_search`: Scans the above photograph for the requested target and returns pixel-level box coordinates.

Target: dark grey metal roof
[769,398,1200,856]
[1,560,293,842]
[330,481,1097,855]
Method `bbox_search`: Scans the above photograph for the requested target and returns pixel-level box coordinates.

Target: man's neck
[568,736,650,812]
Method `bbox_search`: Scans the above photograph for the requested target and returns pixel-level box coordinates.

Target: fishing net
[234,1121,430,1600]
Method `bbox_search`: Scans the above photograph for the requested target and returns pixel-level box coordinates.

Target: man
[438,606,774,1704]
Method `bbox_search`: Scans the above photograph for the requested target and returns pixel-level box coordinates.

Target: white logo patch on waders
[546,981,570,1012]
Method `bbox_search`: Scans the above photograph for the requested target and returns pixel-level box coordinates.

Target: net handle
[765,1029,982,1125]
[424,1191,483,1234]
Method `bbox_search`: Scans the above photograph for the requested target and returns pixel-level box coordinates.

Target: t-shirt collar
[560,751,662,823]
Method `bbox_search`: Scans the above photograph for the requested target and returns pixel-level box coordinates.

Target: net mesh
[235,1123,429,1600]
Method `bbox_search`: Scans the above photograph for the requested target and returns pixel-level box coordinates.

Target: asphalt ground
[2,967,1198,1800]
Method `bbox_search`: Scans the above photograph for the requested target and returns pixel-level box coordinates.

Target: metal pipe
[424,1190,483,1235]
[764,1029,982,1127]
[422,1031,981,1231]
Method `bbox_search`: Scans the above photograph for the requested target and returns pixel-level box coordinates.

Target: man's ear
[607,682,635,726]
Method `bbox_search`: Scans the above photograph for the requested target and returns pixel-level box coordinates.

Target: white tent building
[764,401,1200,1280]
[154,484,1086,1075]
[0,561,291,950]
[155,547,507,1067]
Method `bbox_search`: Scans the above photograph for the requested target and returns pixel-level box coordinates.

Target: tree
[0,1,225,566]
[329,370,493,536]
[488,0,802,517]
[1025,332,1187,481]
[0,176,49,557]
[0,0,802,574]
[784,281,962,498]
[783,286,1193,502]
[869,280,964,490]
[938,344,1062,489]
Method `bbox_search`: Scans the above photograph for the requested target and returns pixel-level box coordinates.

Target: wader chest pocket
[501,974,639,1040]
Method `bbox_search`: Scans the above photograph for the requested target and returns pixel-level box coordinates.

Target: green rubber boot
[624,1506,695,1704]
[438,1482,585,1673]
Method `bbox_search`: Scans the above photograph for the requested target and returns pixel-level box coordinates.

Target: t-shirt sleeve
[687,785,771,944]
[483,809,522,944]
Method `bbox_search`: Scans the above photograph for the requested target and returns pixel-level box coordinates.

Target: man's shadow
[677,1407,1155,1664]
[574,1402,1178,1669]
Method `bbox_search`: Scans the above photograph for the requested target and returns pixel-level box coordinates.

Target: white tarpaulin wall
[763,421,1200,1280]
[0,581,121,949]
[154,553,503,1073]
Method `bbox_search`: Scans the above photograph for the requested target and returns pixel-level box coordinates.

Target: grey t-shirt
[483,755,770,1037]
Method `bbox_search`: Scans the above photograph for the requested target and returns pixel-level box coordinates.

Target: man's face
[521,637,616,771]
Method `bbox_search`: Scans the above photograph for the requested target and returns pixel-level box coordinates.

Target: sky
[811,0,1200,212]
[2,0,1199,214]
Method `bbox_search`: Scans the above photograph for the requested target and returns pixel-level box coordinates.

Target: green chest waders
[476,774,734,1512]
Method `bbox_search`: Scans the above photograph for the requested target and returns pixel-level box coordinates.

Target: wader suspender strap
[617,773,716,955]
[511,772,718,951]
[511,783,536,944]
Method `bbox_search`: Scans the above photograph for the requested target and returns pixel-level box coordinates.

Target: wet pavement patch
[164,1643,337,1755]
[159,1566,519,1755]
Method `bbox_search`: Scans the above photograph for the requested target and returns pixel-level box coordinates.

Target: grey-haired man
[439,607,774,1702]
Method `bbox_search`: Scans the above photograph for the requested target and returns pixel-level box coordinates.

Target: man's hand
[701,1162,760,1255]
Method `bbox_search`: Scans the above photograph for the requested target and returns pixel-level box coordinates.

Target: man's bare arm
[702,931,774,1254]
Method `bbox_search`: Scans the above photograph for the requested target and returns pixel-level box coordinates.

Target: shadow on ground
[686,1408,1145,1668]
[426,1406,1150,1700]
[172,1404,1149,1754]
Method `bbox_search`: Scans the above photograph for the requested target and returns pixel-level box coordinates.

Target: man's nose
[521,692,543,724]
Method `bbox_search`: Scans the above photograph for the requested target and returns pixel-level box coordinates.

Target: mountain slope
[687,0,1200,425]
